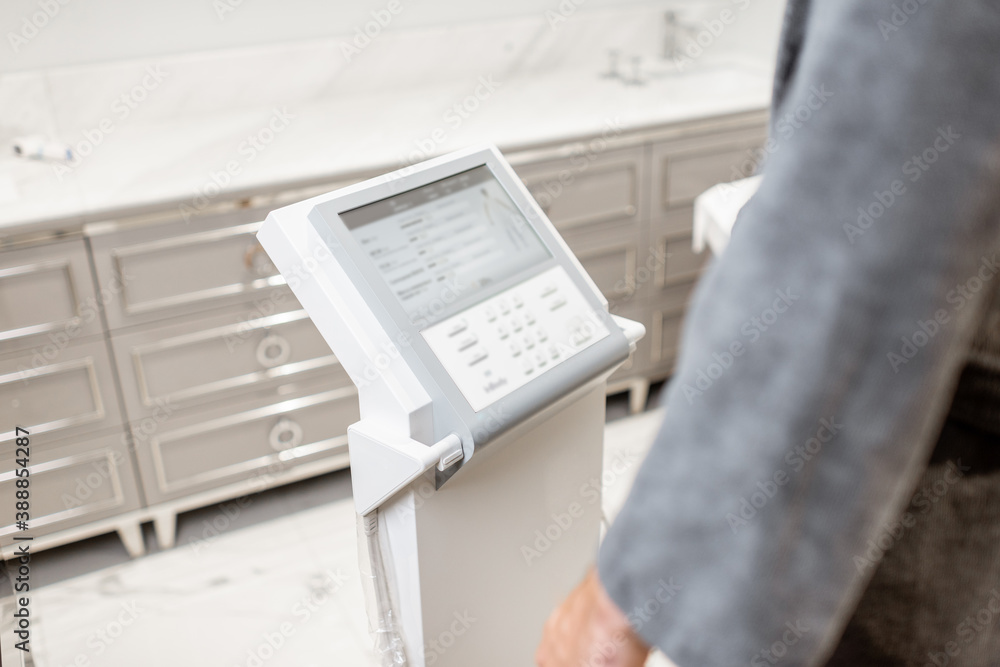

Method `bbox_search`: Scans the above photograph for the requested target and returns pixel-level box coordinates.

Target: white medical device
[258,145,644,666]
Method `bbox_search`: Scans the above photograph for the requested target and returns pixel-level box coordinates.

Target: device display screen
[341,166,551,328]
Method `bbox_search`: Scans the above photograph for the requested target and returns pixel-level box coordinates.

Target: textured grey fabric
[597,1,1000,665]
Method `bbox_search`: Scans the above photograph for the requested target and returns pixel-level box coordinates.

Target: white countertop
[0,6,773,237]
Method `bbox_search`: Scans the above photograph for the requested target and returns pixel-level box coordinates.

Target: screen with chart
[341,166,552,327]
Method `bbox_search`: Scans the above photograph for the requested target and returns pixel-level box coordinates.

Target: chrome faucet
[664,11,679,59]
[663,10,693,61]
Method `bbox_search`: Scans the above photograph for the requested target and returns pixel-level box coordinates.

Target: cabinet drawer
[650,307,688,369]
[0,432,141,547]
[134,387,358,502]
[113,299,344,419]
[652,230,709,289]
[564,225,641,309]
[0,239,101,353]
[515,146,645,232]
[0,340,122,445]
[90,209,286,329]
[654,129,767,210]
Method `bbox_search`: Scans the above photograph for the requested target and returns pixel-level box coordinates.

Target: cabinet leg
[629,379,650,415]
[117,522,146,558]
[153,512,177,550]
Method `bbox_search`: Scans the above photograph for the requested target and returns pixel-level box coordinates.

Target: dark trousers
[828,366,1000,666]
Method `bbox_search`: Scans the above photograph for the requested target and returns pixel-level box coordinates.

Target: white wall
[1,0,785,73]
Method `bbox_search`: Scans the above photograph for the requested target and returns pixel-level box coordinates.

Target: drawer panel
[0,340,122,445]
[653,231,709,288]
[0,432,141,547]
[564,225,641,309]
[135,387,358,502]
[0,239,101,352]
[515,146,645,231]
[651,307,689,369]
[113,299,345,418]
[90,208,287,329]
[653,128,767,211]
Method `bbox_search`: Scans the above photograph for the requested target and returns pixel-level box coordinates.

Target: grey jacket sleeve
[598,2,1000,665]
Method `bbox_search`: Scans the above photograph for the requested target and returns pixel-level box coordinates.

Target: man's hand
[536,568,651,667]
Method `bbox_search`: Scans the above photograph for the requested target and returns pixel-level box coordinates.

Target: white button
[541,285,557,298]
[549,297,567,311]
[510,343,522,357]
[485,308,497,322]
[500,299,511,315]
[535,328,548,342]
[447,319,468,336]
[524,335,535,349]
[522,359,534,374]
[511,317,523,332]
[513,296,524,308]
[467,347,489,366]
[457,334,478,351]
[549,344,560,360]
[497,326,509,340]
[536,352,547,367]
[525,311,536,325]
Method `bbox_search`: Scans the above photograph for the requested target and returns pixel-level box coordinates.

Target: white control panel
[421,265,610,412]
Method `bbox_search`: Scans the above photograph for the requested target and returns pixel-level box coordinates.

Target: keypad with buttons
[421,265,611,411]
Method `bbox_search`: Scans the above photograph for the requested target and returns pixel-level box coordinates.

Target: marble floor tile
[15,408,672,667]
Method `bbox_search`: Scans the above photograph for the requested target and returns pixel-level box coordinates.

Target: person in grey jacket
[537,1,1000,665]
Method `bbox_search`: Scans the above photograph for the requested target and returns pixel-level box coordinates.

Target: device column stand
[359,384,607,667]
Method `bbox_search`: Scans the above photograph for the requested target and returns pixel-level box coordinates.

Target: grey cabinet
[0,109,768,556]
[91,207,359,545]
[133,384,356,504]
[90,211,284,330]
[0,239,102,354]
[0,339,123,444]
[0,432,142,552]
